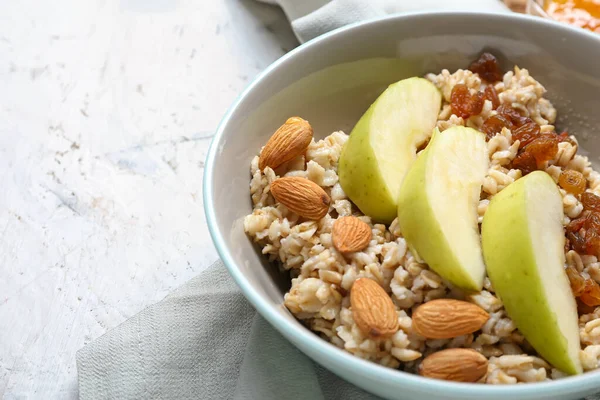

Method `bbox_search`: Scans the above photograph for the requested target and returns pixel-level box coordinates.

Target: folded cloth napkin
[76,1,598,399]
[256,0,510,43]
[77,260,377,399]
[77,260,599,400]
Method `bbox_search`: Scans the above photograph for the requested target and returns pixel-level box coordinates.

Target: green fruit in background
[482,171,582,375]
[397,126,489,291]
[338,77,441,224]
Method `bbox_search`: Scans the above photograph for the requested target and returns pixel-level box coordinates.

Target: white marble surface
[0,1,298,398]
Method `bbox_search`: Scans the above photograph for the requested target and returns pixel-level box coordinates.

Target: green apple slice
[338,77,441,224]
[397,126,489,291]
[482,171,582,375]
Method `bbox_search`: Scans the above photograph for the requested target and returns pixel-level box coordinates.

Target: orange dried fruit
[468,52,504,82]
[451,84,473,119]
[483,85,500,109]
[481,114,512,140]
[585,229,600,256]
[567,215,587,233]
[558,131,578,146]
[511,150,537,175]
[497,105,532,127]
[581,279,600,307]
[577,298,596,314]
[559,170,587,195]
[567,265,587,296]
[568,231,587,254]
[582,192,600,212]
[513,122,541,148]
[450,84,485,119]
[525,134,559,169]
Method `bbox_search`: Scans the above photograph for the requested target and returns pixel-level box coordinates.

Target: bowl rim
[204,10,600,396]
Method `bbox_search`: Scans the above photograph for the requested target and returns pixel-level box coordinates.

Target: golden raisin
[568,231,587,254]
[567,215,587,233]
[511,150,537,175]
[567,265,587,296]
[513,122,541,148]
[497,105,532,127]
[451,84,471,119]
[558,131,578,146]
[525,134,559,169]
[582,192,600,212]
[577,298,596,314]
[468,53,504,82]
[481,115,512,140]
[471,92,485,116]
[450,84,483,119]
[581,279,600,307]
[586,229,600,256]
[559,170,587,195]
[483,85,500,109]
[585,212,600,232]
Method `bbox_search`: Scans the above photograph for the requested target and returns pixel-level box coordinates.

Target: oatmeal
[244,53,600,383]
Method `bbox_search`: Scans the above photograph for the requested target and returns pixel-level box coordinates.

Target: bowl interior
[206,12,600,399]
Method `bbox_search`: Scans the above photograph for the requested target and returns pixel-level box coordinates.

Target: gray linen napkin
[256,0,510,43]
[77,260,377,399]
[77,261,600,400]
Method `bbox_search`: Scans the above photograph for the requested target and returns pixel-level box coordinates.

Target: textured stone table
[0,1,298,397]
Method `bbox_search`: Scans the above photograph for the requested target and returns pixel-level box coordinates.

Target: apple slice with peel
[338,77,441,224]
[397,126,489,291]
[482,171,582,375]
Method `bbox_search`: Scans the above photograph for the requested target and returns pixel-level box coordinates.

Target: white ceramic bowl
[204,11,600,400]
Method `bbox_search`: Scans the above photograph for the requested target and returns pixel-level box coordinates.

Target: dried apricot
[559,170,586,195]
[525,134,559,169]
[468,53,504,82]
[483,85,500,109]
[481,115,512,140]
[512,122,541,148]
[582,192,600,212]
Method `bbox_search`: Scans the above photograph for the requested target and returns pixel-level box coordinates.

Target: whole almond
[270,177,330,220]
[259,117,313,171]
[351,278,399,338]
[412,299,489,339]
[419,348,488,382]
[332,216,372,253]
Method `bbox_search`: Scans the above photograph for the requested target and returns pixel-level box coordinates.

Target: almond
[350,278,399,338]
[419,348,488,382]
[259,117,313,171]
[270,177,330,220]
[332,216,372,253]
[412,299,489,339]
